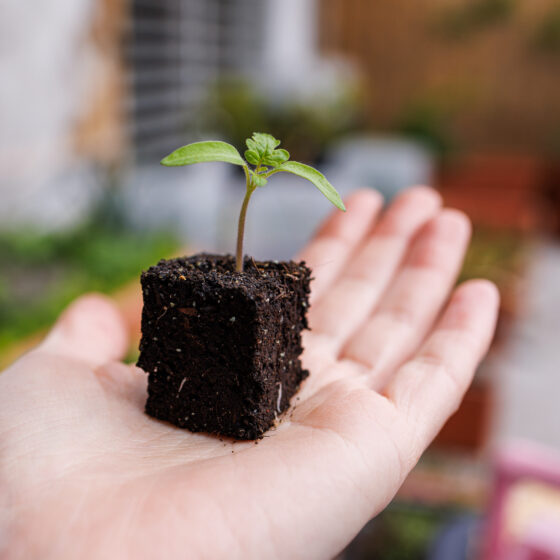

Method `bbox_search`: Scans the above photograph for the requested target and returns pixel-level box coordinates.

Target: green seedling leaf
[245,131,290,168]
[247,136,265,155]
[246,138,259,152]
[277,161,346,211]
[244,149,260,165]
[262,148,289,167]
[250,172,268,187]
[161,141,246,167]
[251,132,280,153]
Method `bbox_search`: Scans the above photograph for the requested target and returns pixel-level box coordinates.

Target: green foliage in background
[532,5,560,55]
[396,100,456,157]
[434,0,516,40]
[199,77,364,164]
[0,217,179,354]
[342,503,459,559]
[458,229,526,288]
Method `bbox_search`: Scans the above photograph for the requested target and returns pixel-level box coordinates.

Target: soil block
[137,253,311,440]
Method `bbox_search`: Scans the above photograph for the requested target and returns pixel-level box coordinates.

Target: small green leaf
[275,149,290,162]
[245,138,259,152]
[161,141,246,167]
[251,172,268,187]
[277,161,346,211]
[262,148,290,167]
[250,132,280,153]
[244,149,260,165]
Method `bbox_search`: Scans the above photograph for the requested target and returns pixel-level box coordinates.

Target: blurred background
[2,0,560,558]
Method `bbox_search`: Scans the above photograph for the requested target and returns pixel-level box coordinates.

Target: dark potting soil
[137,253,311,440]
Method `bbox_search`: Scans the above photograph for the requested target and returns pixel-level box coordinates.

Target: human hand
[0,187,499,560]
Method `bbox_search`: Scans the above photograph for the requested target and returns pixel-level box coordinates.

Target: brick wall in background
[319,0,560,155]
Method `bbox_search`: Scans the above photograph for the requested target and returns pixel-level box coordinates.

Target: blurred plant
[459,229,526,289]
[531,5,560,55]
[342,503,456,559]
[434,0,516,40]
[395,100,455,157]
[199,75,364,164]
[0,197,180,356]
[200,79,269,150]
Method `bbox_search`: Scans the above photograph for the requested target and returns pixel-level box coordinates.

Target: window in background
[129,0,265,162]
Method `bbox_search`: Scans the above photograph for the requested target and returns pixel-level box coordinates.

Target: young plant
[161,132,345,272]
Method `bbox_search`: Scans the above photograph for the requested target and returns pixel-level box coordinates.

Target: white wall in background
[258,0,360,116]
[323,136,435,201]
[0,0,99,229]
[261,0,318,96]
[121,163,234,252]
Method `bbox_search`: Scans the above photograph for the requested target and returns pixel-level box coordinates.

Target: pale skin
[0,186,499,560]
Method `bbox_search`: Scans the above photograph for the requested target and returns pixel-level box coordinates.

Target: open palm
[1,187,499,560]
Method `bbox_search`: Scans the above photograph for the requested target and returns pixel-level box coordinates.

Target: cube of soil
[137,254,311,440]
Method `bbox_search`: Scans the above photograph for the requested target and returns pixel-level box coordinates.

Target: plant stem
[236,183,255,272]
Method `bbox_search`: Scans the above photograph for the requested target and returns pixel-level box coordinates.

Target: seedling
[161,132,345,272]
[140,132,341,438]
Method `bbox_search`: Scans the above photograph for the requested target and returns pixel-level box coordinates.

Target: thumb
[41,293,129,367]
